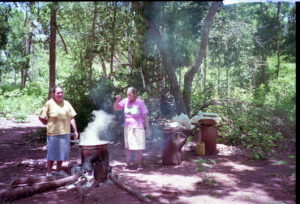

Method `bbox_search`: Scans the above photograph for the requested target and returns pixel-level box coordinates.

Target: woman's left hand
[73,131,79,140]
[145,129,151,137]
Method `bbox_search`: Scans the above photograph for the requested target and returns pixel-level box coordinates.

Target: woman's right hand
[116,95,121,102]
[38,117,47,125]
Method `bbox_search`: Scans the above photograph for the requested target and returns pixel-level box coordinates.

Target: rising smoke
[79,110,116,145]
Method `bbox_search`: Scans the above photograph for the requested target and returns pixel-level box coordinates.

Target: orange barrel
[199,125,217,155]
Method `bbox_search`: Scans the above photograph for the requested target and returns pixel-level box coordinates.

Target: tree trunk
[261,55,266,86]
[125,2,134,71]
[20,3,33,90]
[20,7,28,90]
[109,2,117,78]
[226,68,229,95]
[147,20,186,115]
[275,2,281,79]
[183,2,221,116]
[48,2,58,99]
[132,2,186,114]
[89,2,97,90]
[99,54,107,77]
[132,2,185,114]
[56,26,68,54]
[203,55,207,91]
[31,35,35,81]
[217,59,220,95]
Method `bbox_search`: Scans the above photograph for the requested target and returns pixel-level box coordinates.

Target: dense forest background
[0,2,295,160]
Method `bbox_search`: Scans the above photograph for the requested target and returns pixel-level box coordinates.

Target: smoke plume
[79,110,115,145]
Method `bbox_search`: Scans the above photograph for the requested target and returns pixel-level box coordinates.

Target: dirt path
[0,117,296,204]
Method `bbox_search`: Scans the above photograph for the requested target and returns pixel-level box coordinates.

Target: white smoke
[79,110,115,145]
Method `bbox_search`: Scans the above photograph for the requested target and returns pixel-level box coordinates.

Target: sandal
[137,165,143,171]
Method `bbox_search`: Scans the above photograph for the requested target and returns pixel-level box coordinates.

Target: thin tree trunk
[20,5,29,90]
[31,37,35,81]
[109,2,117,78]
[48,2,58,99]
[275,2,281,79]
[99,54,107,77]
[203,55,207,91]
[275,40,280,79]
[146,20,186,114]
[183,2,221,116]
[259,2,266,87]
[261,55,266,86]
[139,68,146,89]
[89,1,97,90]
[125,2,133,71]
[132,2,186,114]
[217,57,220,95]
[226,68,229,95]
[56,26,68,54]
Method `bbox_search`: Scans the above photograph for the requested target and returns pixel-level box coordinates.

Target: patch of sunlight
[125,173,201,191]
[221,161,256,172]
[110,160,125,166]
[275,160,288,165]
[179,194,240,204]
[234,191,278,204]
[209,172,239,185]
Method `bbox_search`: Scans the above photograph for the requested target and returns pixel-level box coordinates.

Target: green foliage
[200,173,216,187]
[211,92,286,160]
[145,195,153,200]
[63,69,120,133]
[253,84,266,106]
[195,158,216,172]
[190,82,216,116]
[63,70,96,132]
[0,2,295,153]
[0,4,11,50]
[0,83,47,122]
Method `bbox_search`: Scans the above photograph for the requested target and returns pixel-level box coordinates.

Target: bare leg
[126,148,132,166]
[56,161,63,172]
[137,150,143,168]
[47,160,54,173]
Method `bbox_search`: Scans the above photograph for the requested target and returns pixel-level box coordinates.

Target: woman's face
[127,90,136,103]
[53,87,64,102]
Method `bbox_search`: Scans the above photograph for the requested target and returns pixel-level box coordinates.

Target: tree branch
[56,25,68,54]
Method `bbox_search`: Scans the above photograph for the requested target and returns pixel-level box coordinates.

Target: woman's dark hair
[127,87,137,95]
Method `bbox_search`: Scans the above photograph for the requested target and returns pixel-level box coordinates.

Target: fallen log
[0,173,80,202]
[108,174,153,204]
[17,159,69,172]
[0,142,26,145]
[10,175,66,187]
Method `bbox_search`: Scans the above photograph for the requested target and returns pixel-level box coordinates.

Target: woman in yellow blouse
[39,86,79,176]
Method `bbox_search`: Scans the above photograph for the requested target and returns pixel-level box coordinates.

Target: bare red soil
[0,117,296,204]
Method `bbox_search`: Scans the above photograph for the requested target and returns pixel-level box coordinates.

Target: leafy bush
[63,71,121,139]
[63,70,97,132]
[211,98,286,159]
[0,83,46,122]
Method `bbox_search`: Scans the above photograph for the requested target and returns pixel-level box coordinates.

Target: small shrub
[200,173,216,187]
[14,112,27,123]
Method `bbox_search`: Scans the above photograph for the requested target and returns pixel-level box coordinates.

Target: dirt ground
[0,116,296,204]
